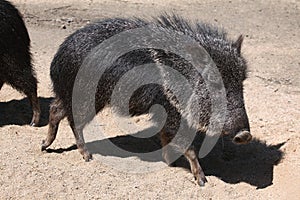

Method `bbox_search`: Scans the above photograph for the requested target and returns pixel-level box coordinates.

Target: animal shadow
[85,129,284,189]
[199,137,285,189]
[0,97,53,127]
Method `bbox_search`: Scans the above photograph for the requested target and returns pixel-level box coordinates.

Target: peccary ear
[233,35,244,54]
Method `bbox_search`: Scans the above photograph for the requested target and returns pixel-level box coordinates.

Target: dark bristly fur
[0,0,40,126]
[42,14,252,186]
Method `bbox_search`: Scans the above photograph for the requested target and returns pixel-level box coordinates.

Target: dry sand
[0,0,299,199]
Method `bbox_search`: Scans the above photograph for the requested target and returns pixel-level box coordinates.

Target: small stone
[67,18,74,23]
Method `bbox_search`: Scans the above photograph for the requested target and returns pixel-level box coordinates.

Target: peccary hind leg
[23,74,40,127]
[27,91,40,126]
[41,98,66,150]
[69,120,92,162]
[0,80,3,90]
[7,71,40,126]
[160,129,207,186]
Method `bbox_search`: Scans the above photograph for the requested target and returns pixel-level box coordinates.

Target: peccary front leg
[185,147,207,186]
[160,129,177,166]
[160,129,207,186]
[69,120,92,162]
[41,98,66,150]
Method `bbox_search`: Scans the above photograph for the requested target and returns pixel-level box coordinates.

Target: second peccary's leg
[0,80,4,90]
[185,147,207,186]
[41,98,66,150]
[26,90,40,127]
[69,119,92,162]
[22,73,40,127]
[6,70,40,126]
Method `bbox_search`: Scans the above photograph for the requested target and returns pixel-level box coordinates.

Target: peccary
[0,0,40,126]
[42,14,252,186]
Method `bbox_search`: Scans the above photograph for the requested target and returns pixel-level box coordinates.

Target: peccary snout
[233,130,252,144]
[223,106,252,144]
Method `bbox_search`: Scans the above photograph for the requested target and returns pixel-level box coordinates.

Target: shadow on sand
[51,127,283,189]
[0,97,53,127]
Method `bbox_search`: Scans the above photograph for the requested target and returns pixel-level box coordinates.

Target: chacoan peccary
[42,14,252,186]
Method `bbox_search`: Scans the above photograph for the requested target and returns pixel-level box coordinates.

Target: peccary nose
[233,130,252,144]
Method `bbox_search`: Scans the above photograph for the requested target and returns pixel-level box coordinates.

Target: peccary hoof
[83,153,93,162]
[199,180,205,187]
[197,176,208,187]
[41,140,47,151]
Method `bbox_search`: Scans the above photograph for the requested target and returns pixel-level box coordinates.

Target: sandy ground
[0,0,300,199]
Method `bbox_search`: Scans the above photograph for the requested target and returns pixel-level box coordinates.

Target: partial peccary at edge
[0,0,40,126]
[42,14,252,186]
